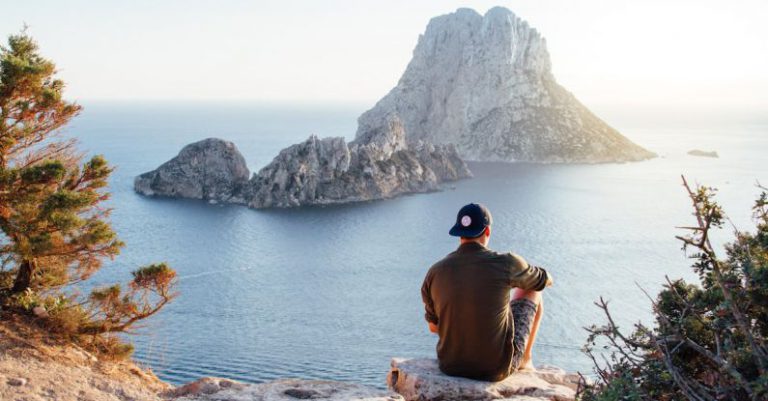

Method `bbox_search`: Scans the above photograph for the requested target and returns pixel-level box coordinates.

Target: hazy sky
[2,0,767,111]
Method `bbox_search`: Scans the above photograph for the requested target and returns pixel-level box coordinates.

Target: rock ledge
[387,358,578,401]
[170,377,404,401]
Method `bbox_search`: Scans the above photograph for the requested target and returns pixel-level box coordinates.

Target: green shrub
[582,178,768,401]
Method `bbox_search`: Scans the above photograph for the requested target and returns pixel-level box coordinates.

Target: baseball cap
[449,203,493,238]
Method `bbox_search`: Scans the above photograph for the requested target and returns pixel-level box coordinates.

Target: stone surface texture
[387,358,579,401]
[134,138,250,203]
[171,377,404,401]
[357,7,654,163]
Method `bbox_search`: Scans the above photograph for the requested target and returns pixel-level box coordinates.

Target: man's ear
[484,226,491,237]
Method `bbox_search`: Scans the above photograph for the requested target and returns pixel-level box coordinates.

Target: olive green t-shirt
[421,242,549,381]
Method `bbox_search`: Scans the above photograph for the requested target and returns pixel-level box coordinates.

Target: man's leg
[511,288,543,371]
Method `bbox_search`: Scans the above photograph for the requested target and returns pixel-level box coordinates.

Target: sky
[2,0,767,112]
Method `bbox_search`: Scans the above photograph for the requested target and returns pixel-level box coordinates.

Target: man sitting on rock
[421,203,552,381]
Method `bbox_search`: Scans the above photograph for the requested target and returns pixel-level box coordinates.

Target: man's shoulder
[488,249,529,270]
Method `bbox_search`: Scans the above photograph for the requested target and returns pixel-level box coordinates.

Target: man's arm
[421,271,439,334]
[508,253,552,291]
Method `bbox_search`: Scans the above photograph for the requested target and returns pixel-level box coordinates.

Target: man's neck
[460,239,487,248]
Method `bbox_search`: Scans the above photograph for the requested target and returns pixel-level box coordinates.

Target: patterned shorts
[509,298,538,372]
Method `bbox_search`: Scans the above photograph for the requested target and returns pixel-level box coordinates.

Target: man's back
[421,242,548,381]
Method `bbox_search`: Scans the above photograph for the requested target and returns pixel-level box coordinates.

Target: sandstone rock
[387,358,578,401]
[134,138,250,203]
[357,7,655,163]
[172,378,404,401]
[248,116,471,208]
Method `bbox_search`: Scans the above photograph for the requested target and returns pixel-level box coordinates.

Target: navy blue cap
[449,203,493,238]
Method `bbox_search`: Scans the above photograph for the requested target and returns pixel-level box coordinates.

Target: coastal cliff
[358,7,654,163]
[0,319,579,401]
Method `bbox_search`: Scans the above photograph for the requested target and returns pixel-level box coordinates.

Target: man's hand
[428,322,438,334]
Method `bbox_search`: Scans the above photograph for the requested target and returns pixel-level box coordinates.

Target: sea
[66,101,766,388]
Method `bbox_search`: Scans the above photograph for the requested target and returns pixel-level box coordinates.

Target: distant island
[134,118,472,208]
[687,149,719,158]
[135,7,655,208]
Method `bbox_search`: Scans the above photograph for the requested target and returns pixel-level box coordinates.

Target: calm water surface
[67,102,767,387]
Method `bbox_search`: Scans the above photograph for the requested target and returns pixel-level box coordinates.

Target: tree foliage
[0,31,177,355]
[581,177,768,401]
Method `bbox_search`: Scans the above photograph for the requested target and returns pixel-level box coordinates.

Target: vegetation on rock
[581,177,768,401]
[0,31,177,358]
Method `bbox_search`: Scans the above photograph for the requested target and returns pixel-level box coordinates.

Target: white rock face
[248,116,471,208]
[357,7,655,163]
[387,358,579,401]
[170,377,404,401]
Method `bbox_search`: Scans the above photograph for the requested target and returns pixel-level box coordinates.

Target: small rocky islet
[134,7,654,209]
[687,149,719,158]
[134,116,472,208]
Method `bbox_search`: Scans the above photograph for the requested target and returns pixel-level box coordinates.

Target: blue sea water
[66,101,767,388]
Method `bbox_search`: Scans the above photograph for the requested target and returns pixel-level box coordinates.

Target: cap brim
[449,224,485,238]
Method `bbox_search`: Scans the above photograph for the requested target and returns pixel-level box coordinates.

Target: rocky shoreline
[0,341,580,401]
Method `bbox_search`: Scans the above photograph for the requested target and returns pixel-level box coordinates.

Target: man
[421,203,552,381]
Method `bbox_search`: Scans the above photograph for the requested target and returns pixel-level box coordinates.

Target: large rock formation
[248,116,471,208]
[357,7,654,163]
[134,138,250,203]
[388,358,580,401]
[135,7,655,208]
